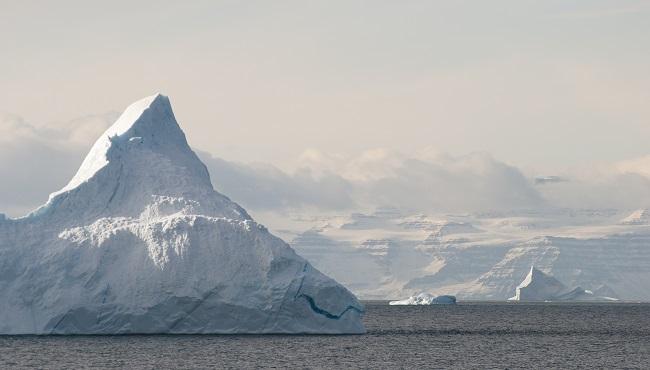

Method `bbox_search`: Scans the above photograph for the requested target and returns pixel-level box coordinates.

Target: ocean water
[1,302,649,369]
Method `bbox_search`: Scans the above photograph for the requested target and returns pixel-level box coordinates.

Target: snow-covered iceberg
[389,293,456,305]
[509,266,617,302]
[0,94,364,334]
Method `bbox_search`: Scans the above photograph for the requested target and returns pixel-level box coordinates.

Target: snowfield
[0,94,364,334]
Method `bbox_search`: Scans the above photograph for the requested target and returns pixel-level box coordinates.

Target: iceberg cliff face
[0,94,364,334]
[509,266,568,301]
[509,266,616,302]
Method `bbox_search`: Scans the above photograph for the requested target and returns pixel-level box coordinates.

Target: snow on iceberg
[509,266,618,302]
[0,94,364,334]
[389,293,457,305]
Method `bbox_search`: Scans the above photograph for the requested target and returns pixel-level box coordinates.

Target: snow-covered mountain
[269,208,650,301]
[0,94,364,334]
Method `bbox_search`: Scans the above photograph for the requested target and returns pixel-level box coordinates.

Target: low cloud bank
[1,112,649,217]
[197,153,355,211]
[0,112,116,216]
[537,163,650,210]
[200,149,544,213]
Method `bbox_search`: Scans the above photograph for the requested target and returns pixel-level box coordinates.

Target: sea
[1,301,649,369]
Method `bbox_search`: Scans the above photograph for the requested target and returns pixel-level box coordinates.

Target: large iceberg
[389,293,456,305]
[508,266,617,302]
[0,94,364,334]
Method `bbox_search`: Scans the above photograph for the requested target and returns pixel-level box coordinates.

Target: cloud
[0,112,117,216]
[538,174,650,210]
[3,111,649,217]
[349,150,544,212]
[203,148,650,214]
[0,111,118,148]
[0,109,546,216]
[616,155,650,179]
[201,148,545,213]
[535,158,650,210]
[197,152,355,211]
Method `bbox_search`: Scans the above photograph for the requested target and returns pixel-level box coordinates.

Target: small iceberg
[389,293,457,305]
[509,266,618,302]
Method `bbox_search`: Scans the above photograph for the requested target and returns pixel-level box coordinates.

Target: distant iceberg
[389,293,456,305]
[509,266,618,302]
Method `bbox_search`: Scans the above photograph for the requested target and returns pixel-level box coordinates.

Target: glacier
[0,94,364,334]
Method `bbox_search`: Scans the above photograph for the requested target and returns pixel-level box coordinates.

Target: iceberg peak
[34,93,225,221]
[509,266,618,302]
[522,266,548,286]
[53,93,179,195]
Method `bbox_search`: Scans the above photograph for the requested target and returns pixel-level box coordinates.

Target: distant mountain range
[263,207,650,300]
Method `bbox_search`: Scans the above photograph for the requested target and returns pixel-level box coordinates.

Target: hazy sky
[2,1,650,217]
[2,0,649,171]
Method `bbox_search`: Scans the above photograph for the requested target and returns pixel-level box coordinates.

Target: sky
[2,0,650,216]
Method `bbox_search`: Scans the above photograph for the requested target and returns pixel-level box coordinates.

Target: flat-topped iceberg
[509,266,618,302]
[0,94,364,334]
[389,293,457,305]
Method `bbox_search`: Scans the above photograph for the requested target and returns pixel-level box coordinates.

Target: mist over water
[2,302,649,368]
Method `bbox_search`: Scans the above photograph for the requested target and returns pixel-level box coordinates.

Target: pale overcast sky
[2,1,650,169]
[2,1,650,216]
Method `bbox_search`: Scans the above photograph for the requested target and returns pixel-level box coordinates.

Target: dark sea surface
[1,301,649,369]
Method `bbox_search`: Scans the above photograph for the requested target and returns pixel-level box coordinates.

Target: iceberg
[389,293,457,305]
[509,266,617,302]
[0,94,364,334]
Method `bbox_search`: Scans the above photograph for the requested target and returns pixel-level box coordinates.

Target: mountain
[284,208,650,300]
[0,94,364,334]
